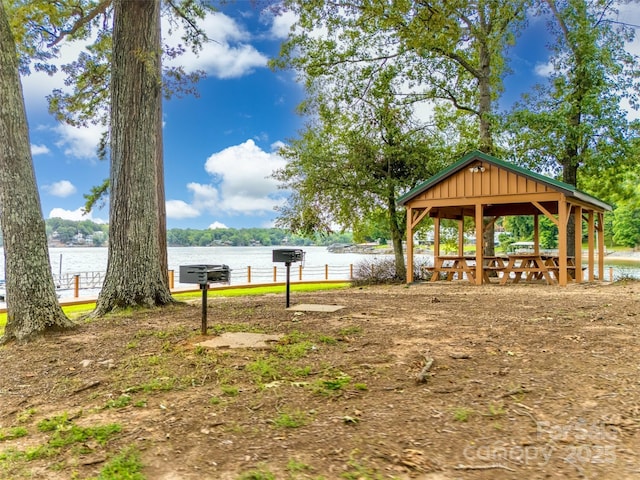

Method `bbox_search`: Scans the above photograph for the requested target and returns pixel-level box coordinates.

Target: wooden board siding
[415,163,553,201]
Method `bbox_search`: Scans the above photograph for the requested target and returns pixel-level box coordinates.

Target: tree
[277,0,528,257]
[507,0,640,254]
[93,0,173,314]
[8,0,210,313]
[274,65,445,280]
[0,2,73,342]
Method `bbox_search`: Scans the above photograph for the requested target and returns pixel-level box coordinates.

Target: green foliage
[505,0,640,199]
[613,189,640,247]
[272,410,309,428]
[92,446,145,480]
[0,427,27,442]
[167,226,352,247]
[237,468,276,480]
[452,406,474,422]
[45,217,108,245]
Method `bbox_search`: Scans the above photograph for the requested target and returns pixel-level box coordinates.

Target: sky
[19,2,640,230]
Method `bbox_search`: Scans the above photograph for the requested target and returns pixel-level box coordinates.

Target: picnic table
[428,255,476,282]
[499,254,556,285]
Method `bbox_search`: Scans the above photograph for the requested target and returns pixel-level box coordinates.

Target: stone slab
[286,304,345,312]
[197,332,283,350]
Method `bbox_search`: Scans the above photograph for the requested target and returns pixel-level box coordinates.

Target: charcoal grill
[272,249,305,307]
[179,264,231,335]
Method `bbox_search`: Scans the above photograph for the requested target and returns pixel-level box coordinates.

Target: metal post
[201,284,208,335]
[285,261,291,308]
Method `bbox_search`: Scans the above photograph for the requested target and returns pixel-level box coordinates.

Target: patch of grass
[275,340,314,360]
[37,413,72,432]
[0,427,28,442]
[272,410,309,429]
[286,458,313,474]
[484,403,506,417]
[90,446,145,480]
[452,407,474,422]
[353,383,368,391]
[314,374,351,395]
[221,385,239,397]
[173,282,350,301]
[237,467,276,480]
[16,408,37,423]
[318,335,338,345]
[124,377,177,394]
[338,326,363,337]
[246,356,280,383]
[341,457,386,480]
[16,421,122,462]
[103,395,132,410]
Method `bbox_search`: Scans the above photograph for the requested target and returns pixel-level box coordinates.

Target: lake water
[1,246,638,305]
[0,246,379,303]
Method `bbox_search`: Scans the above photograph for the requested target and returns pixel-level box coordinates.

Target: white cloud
[31,144,50,155]
[166,200,201,219]
[48,207,106,223]
[53,123,105,160]
[534,62,554,78]
[203,139,288,214]
[208,221,228,229]
[163,12,268,79]
[170,140,288,220]
[45,180,76,197]
[267,9,297,39]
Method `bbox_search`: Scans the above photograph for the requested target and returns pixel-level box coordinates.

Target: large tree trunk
[0,3,73,342]
[94,0,173,315]
[478,42,495,257]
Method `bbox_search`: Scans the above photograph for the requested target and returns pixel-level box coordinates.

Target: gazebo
[397,150,612,286]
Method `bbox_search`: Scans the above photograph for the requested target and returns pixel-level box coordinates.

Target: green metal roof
[396,150,612,211]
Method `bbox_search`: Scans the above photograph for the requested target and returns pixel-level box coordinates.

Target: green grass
[173,282,350,300]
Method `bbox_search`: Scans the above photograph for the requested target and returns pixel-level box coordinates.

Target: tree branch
[48,0,111,47]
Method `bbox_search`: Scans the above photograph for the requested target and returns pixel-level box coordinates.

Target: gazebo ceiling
[432,201,561,220]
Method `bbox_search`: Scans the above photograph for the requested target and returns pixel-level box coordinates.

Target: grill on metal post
[272,249,305,308]
[179,264,231,335]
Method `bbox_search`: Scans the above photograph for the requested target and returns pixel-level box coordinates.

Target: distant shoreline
[606,251,640,262]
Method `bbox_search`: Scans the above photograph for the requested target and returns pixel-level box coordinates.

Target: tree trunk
[387,190,406,282]
[94,0,173,315]
[478,42,495,257]
[0,3,73,342]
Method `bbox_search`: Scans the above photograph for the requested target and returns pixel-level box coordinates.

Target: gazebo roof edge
[397,150,612,211]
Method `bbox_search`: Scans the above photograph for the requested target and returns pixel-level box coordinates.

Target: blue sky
[20,2,640,230]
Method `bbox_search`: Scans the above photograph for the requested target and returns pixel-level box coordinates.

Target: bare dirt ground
[1,280,639,480]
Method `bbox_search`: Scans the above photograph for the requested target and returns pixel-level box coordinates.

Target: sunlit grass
[172,282,350,300]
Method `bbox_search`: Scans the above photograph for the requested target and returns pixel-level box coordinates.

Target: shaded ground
[1,280,639,480]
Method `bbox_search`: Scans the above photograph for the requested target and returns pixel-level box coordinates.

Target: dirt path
[1,280,639,479]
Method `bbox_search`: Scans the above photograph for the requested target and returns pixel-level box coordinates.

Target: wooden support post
[475,203,484,285]
[406,207,414,284]
[247,266,252,283]
[598,212,605,281]
[574,206,583,283]
[74,274,80,298]
[273,266,277,283]
[588,211,595,281]
[558,197,569,286]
